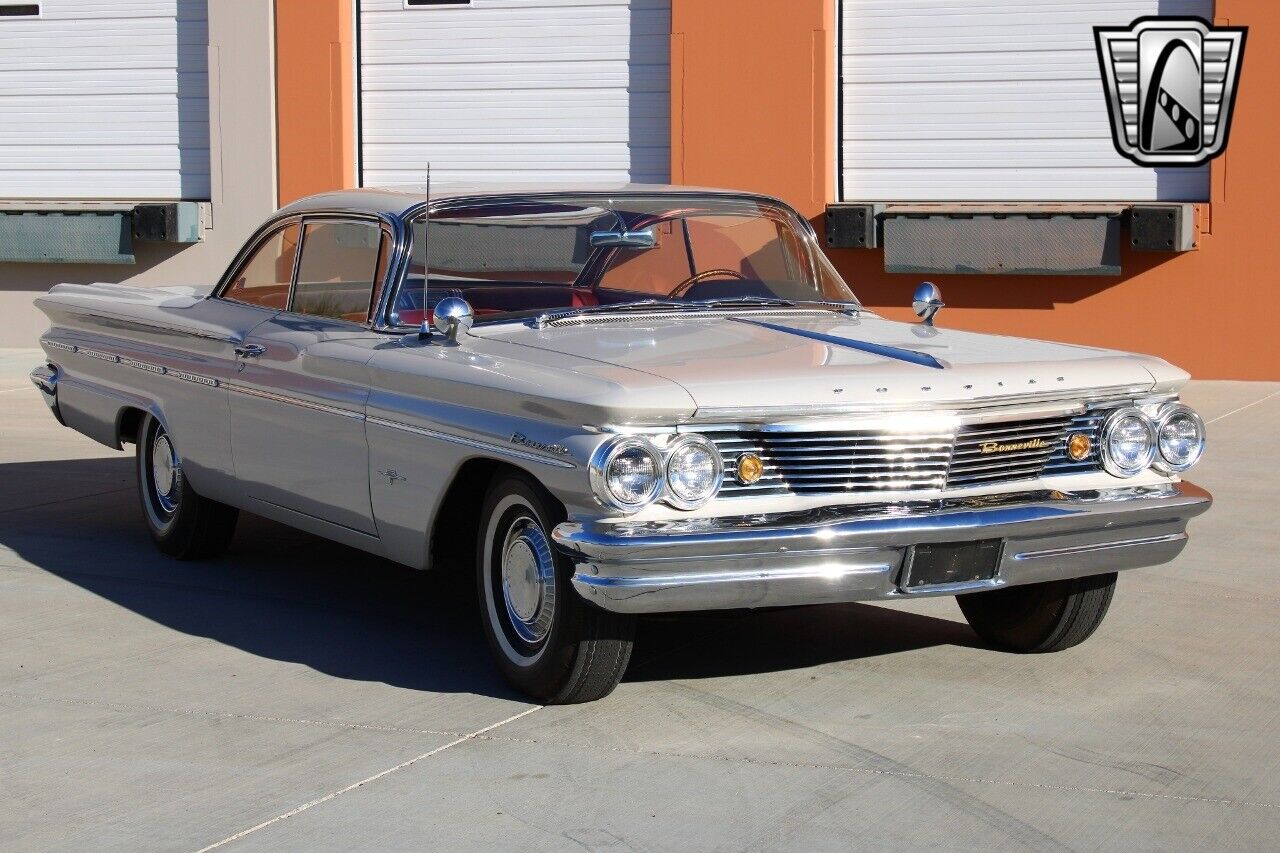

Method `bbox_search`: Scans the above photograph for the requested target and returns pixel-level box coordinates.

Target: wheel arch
[427,456,567,572]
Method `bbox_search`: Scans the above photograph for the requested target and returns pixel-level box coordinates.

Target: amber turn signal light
[735,452,764,485]
[1067,432,1092,462]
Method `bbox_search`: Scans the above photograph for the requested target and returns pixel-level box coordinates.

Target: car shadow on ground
[0,456,982,699]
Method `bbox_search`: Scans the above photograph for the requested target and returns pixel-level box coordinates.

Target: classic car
[30,186,1211,703]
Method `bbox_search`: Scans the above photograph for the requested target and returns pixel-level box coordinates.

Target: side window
[223,223,300,309]
[292,220,384,323]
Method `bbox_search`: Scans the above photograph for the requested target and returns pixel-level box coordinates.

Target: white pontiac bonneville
[31,187,1211,702]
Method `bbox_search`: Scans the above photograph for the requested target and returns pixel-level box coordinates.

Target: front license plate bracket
[901,539,1003,590]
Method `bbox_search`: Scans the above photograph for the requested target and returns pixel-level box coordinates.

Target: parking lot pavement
[1,344,1278,850]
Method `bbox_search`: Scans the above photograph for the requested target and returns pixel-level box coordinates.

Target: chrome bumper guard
[29,363,64,425]
[552,483,1212,614]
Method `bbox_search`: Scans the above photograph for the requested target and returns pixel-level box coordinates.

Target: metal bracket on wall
[133,202,203,244]
[825,203,877,249]
[1129,204,1197,252]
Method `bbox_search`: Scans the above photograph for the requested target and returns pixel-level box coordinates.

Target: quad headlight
[590,434,723,513]
[1153,403,1206,473]
[1100,407,1157,478]
[590,437,664,511]
[663,435,724,510]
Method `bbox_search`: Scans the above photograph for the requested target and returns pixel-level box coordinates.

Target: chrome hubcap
[150,431,179,514]
[500,517,556,645]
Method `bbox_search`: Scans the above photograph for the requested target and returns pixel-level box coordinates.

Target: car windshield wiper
[531,296,862,328]
[696,296,861,316]
[532,299,703,327]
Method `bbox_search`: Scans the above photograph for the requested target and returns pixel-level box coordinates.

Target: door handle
[234,344,266,359]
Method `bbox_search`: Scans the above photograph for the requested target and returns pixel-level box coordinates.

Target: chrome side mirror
[589,227,658,249]
[912,281,944,326]
[433,296,474,344]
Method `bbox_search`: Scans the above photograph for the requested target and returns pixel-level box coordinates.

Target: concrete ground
[1,345,1277,851]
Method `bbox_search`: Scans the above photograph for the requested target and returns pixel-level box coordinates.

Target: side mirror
[433,296,474,344]
[589,227,658,249]
[912,281,944,326]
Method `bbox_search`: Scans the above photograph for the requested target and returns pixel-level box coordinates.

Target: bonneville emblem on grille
[980,438,1051,455]
[1094,17,1247,167]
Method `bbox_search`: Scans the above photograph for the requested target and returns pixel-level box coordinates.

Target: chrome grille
[710,412,1105,498]
[948,415,1072,486]
[1044,411,1106,475]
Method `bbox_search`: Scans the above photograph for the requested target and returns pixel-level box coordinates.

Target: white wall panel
[0,0,210,200]
[359,0,670,188]
[840,0,1212,201]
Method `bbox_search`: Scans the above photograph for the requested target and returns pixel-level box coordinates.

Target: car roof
[276,184,791,219]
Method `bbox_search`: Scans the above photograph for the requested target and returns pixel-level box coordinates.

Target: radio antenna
[419,164,432,340]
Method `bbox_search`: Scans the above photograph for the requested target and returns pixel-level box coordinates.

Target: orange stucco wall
[671,0,1280,380]
[276,0,1277,379]
[275,0,356,206]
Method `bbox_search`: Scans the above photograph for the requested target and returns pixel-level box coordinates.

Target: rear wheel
[958,573,1117,653]
[477,473,634,703]
[136,413,238,560]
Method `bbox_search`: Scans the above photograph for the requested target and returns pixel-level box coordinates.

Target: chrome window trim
[377,190,860,334]
[212,215,305,308]
[286,213,393,326]
[212,208,408,333]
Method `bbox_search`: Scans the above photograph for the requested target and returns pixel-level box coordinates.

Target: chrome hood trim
[729,317,946,370]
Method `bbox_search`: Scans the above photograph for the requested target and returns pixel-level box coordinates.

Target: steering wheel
[668,268,748,298]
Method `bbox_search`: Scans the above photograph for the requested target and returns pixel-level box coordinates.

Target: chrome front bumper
[552,483,1212,614]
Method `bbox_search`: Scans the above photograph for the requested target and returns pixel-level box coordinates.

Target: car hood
[482,311,1186,415]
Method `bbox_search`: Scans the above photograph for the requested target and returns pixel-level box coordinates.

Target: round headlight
[664,435,723,509]
[1154,403,1205,473]
[1100,407,1157,478]
[590,437,663,512]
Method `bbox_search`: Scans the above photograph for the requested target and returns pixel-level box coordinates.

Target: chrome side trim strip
[48,341,221,388]
[224,383,364,420]
[366,415,577,468]
[1012,532,1187,561]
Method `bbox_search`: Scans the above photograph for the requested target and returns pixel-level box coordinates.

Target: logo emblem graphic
[979,438,1051,455]
[1094,17,1246,167]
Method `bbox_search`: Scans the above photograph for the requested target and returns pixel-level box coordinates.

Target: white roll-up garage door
[0,0,210,200]
[358,0,670,188]
[840,0,1212,202]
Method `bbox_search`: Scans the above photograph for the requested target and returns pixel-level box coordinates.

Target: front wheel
[477,473,635,703]
[957,573,1117,653]
[136,413,238,560]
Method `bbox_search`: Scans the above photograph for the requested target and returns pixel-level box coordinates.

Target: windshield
[386,194,857,328]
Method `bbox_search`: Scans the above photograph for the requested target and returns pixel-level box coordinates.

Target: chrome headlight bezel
[589,436,664,512]
[1152,403,1206,474]
[1099,406,1158,478]
[663,434,724,511]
